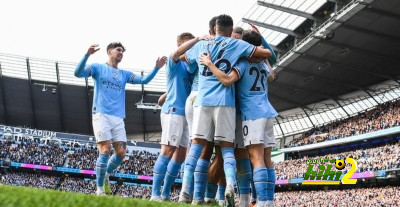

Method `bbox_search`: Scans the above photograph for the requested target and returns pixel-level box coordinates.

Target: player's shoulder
[193,39,209,47]
[119,68,134,75]
[88,63,107,74]
[176,60,189,72]
[257,61,269,70]
[166,55,177,66]
[229,37,249,45]
[89,62,104,68]
[186,40,205,54]
[236,58,251,67]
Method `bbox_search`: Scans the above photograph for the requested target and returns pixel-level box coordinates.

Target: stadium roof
[239,0,327,46]
[0,0,399,145]
[236,0,400,142]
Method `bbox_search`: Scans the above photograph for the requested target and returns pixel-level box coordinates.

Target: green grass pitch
[0,185,201,207]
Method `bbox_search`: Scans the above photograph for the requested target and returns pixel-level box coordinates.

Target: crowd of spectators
[118,184,152,199]
[1,130,399,183]
[0,140,11,160]
[275,141,400,180]
[285,99,400,148]
[117,150,158,176]
[65,147,159,176]
[66,148,98,170]
[275,186,400,207]
[59,176,97,194]
[0,171,177,200]
[1,134,399,183]
[8,142,67,167]
[2,172,399,206]
[1,172,60,189]
[1,100,399,205]
[0,137,160,177]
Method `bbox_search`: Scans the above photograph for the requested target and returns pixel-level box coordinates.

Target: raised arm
[247,22,276,64]
[261,38,277,66]
[74,44,100,77]
[132,56,167,84]
[251,46,272,59]
[199,52,239,87]
[266,60,275,82]
[171,35,213,62]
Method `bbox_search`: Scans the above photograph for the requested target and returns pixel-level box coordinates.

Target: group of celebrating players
[74,13,278,207]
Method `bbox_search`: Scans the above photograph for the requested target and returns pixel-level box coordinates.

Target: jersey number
[249,67,267,91]
[202,50,231,76]
[243,125,248,136]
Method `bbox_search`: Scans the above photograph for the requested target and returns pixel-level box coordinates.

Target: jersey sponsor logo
[102,80,123,91]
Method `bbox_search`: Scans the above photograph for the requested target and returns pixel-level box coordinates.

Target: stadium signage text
[0,125,56,138]
[302,157,358,185]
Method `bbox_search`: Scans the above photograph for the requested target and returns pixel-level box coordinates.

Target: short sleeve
[184,43,200,65]
[166,55,178,70]
[235,39,256,59]
[186,62,198,74]
[233,60,248,80]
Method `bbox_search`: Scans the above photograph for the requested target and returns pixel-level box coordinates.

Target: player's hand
[158,93,167,106]
[86,44,100,56]
[198,35,214,41]
[247,22,261,34]
[155,56,167,69]
[199,51,212,66]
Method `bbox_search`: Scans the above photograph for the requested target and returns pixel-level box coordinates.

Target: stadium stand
[0,171,181,200]
[8,141,67,167]
[275,186,400,207]
[285,99,400,148]
[116,150,158,176]
[276,140,400,180]
[1,170,400,206]
[66,147,98,170]
[1,172,60,190]
[59,176,97,194]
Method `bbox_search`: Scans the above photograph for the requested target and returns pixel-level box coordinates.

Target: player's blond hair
[177,33,195,45]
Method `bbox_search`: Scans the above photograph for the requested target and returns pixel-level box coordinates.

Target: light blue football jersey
[161,56,192,116]
[235,59,278,120]
[81,63,135,118]
[191,68,199,91]
[185,35,256,107]
[75,55,159,118]
[187,63,199,91]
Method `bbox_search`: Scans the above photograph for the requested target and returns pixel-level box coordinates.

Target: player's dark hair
[107,42,125,52]
[216,14,233,35]
[209,16,218,35]
[242,30,262,46]
[177,32,195,45]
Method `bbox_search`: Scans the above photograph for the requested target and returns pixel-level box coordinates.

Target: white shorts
[192,106,235,143]
[185,91,197,139]
[92,112,127,143]
[242,118,276,148]
[160,113,189,147]
[234,115,245,149]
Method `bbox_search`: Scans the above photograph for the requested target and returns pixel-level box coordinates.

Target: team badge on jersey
[112,72,118,80]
